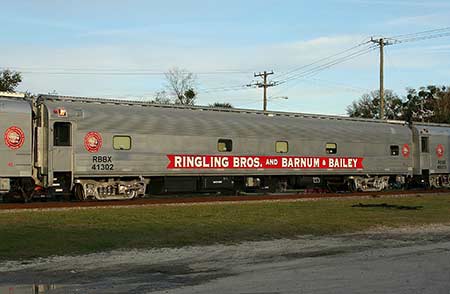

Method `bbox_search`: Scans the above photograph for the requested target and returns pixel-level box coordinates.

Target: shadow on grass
[352,203,423,210]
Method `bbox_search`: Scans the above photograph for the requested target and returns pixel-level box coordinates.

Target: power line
[2,66,256,94]
[269,74,370,101]
[388,32,450,44]
[265,45,377,100]
[384,26,450,44]
[6,26,450,104]
[276,40,372,80]
[366,26,450,119]
[280,45,378,82]
[277,45,378,84]
[272,26,450,95]
[227,43,378,101]
[306,77,370,92]
[388,26,450,40]
[198,84,251,93]
[0,69,253,76]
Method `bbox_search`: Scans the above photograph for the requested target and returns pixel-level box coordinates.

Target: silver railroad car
[34,95,414,200]
[2,93,448,201]
[0,93,34,198]
[412,124,450,188]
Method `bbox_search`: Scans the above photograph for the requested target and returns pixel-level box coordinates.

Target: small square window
[326,143,337,154]
[275,141,288,153]
[113,136,131,150]
[54,122,71,146]
[390,145,399,156]
[421,137,429,153]
[218,139,232,152]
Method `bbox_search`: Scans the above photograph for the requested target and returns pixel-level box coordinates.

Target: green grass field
[1,195,450,261]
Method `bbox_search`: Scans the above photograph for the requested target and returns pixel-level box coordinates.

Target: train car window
[113,136,131,150]
[390,145,399,156]
[326,143,337,154]
[275,141,288,153]
[218,139,232,152]
[421,137,429,153]
[54,122,71,146]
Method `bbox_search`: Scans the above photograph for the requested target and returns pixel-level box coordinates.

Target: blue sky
[1,0,450,115]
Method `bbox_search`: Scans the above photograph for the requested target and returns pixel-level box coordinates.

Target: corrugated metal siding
[42,100,414,177]
[0,98,33,177]
[45,100,410,142]
[413,125,450,174]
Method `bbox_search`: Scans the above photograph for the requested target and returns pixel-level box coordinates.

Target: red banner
[167,155,364,169]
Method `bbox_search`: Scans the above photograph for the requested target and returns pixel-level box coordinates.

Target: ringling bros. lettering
[167,155,364,169]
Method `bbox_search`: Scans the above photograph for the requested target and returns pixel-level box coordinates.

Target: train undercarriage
[73,178,147,201]
[2,173,449,202]
[429,174,450,189]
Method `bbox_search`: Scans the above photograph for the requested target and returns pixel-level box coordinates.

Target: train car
[31,94,414,200]
[0,92,35,199]
[7,93,450,201]
[411,124,450,188]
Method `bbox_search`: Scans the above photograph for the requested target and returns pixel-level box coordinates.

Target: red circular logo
[4,126,25,150]
[436,144,445,158]
[84,132,102,153]
[402,143,410,158]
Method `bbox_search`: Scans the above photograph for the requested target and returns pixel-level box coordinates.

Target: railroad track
[1,189,449,211]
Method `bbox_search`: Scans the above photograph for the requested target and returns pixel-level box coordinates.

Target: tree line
[347,86,450,123]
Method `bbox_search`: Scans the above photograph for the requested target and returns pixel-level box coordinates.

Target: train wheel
[348,179,357,192]
[74,184,85,201]
[126,189,137,199]
[21,188,33,203]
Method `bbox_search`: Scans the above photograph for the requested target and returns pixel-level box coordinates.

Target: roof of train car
[414,124,450,135]
[38,94,411,124]
[0,92,25,98]
[25,94,450,129]
[38,94,415,142]
[0,96,32,114]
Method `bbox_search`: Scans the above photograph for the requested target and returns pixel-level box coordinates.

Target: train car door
[50,121,74,194]
[419,136,430,174]
[52,122,72,171]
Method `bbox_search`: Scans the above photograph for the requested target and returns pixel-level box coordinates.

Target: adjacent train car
[411,124,450,188]
[0,93,35,198]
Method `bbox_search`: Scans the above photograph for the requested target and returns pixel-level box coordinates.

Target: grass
[1,195,450,261]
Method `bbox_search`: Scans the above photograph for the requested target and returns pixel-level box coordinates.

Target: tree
[433,87,450,124]
[0,69,22,92]
[150,90,172,104]
[402,85,450,123]
[346,89,403,120]
[346,85,450,123]
[164,67,197,105]
[209,102,233,108]
[403,86,439,123]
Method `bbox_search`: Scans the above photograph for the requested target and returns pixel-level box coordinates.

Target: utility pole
[370,37,391,120]
[252,71,275,112]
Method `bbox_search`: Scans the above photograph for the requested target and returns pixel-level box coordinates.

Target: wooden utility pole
[379,39,385,120]
[253,71,275,111]
[371,37,390,120]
